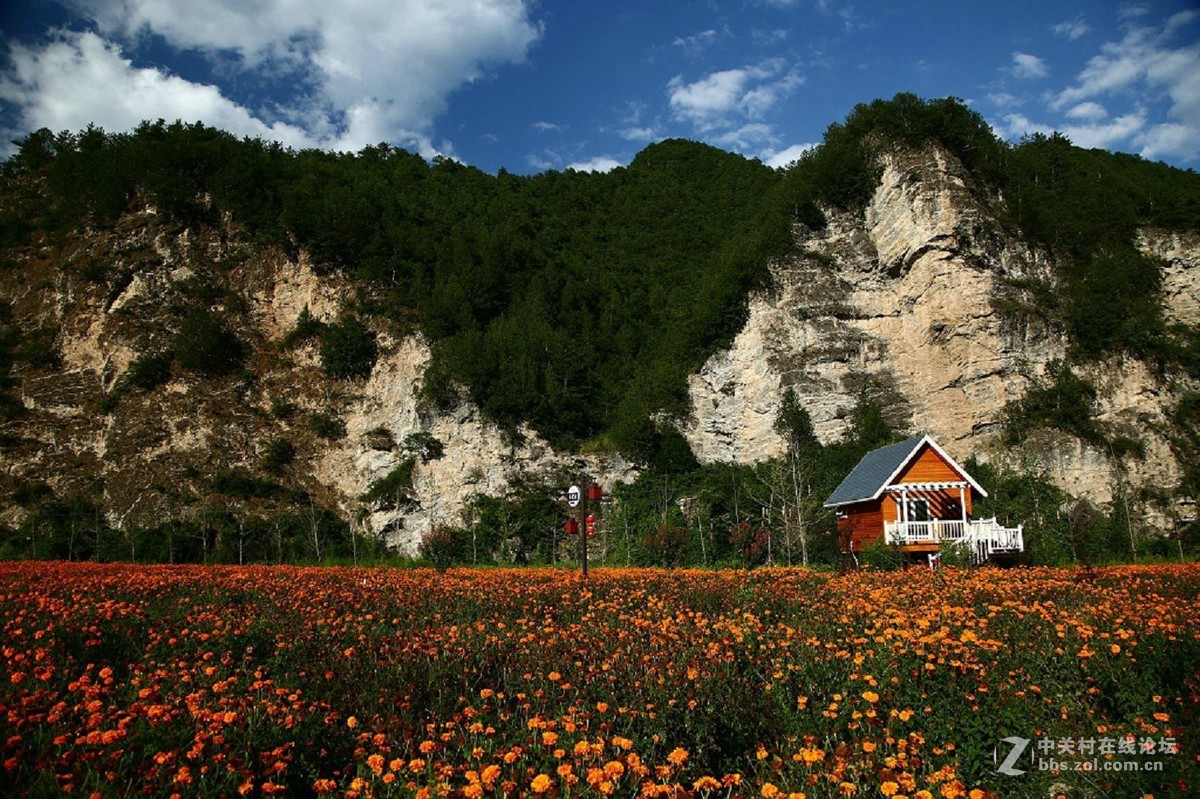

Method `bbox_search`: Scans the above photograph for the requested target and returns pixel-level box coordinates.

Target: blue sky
[1,1,1197,173]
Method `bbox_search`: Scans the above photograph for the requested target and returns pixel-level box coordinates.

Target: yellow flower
[531,774,553,794]
[762,783,780,798]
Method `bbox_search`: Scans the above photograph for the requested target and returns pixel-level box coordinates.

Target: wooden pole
[580,475,589,581]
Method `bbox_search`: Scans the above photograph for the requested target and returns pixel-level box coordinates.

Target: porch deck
[883,518,1024,562]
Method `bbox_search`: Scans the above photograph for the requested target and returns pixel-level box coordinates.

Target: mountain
[1,96,1197,562]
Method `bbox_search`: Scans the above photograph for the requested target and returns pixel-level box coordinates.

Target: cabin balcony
[884,518,1024,562]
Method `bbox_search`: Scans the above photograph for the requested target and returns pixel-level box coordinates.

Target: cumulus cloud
[667,59,802,131]
[1052,9,1200,162]
[0,0,541,154]
[1011,53,1049,79]
[618,126,658,141]
[0,31,317,148]
[997,108,1146,153]
[1065,101,1108,121]
[762,142,816,169]
[566,156,623,172]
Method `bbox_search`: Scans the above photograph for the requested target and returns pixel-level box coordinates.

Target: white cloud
[995,113,1055,142]
[761,142,816,169]
[1,0,541,154]
[1011,52,1049,79]
[1135,121,1198,162]
[533,121,564,132]
[1065,101,1108,121]
[619,126,658,141]
[673,29,720,56]
[566,156,622,173]
[996,109,1147,154]
[711,123,776,150]
[667,60,802,130]
[1064,112,1145,149]
[0,31,317,148]
[987,92,1022,108]
[1050,10,1200,162]
[1053,17,1091,40]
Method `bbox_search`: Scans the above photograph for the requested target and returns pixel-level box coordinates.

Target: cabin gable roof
[823,434,987,508]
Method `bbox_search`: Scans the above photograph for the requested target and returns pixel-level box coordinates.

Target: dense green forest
[2,93,1199,565]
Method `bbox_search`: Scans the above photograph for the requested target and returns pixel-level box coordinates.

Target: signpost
[564,480,602,580]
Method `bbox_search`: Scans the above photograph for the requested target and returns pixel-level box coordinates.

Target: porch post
[959,485,967,525]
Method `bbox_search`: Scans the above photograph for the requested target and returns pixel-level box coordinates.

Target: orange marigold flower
[419,740,437,754]
[799,747,824,764]
[531,774,553,794]
[862,691,880,704]
[667,748,689,767]
[543,732,559,746]
[881,782,899,797]
[762,783,780,798]
[693,776,722,792]
[367,754,385,775]
[346,716,359,729]
[548,672,562,682]
[481,765,502,786]
[940,782,966,799]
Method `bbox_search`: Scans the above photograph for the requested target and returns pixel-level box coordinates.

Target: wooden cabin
[823,434,1023,564]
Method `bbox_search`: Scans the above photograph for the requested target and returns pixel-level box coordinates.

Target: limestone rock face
[685,146,1194,518]
[0,210,635,552]
[1139,228,1200,326]
[307,334,634,553]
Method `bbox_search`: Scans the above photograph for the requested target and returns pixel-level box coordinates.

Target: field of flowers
[1,563,1196,799]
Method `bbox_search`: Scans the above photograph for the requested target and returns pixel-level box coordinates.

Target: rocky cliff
[685,146,1198,518]
[0,205,634,553]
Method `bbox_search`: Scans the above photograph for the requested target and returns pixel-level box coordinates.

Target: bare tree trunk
[307,496,323,562]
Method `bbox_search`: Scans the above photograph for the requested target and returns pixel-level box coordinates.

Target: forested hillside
[2,94,1198,565]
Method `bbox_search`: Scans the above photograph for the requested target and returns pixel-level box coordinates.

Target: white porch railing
[883,518,1024,562]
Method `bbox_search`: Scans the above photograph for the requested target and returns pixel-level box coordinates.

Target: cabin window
[905,498,930,522]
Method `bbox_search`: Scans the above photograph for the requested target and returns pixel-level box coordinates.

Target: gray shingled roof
[823,434,926,507]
